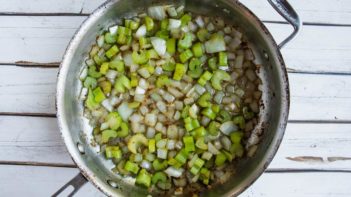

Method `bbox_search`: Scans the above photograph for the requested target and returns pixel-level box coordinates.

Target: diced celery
[92,87,106,103]
[173,63,186,81]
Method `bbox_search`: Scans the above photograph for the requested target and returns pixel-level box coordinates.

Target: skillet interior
[56,0,289,196]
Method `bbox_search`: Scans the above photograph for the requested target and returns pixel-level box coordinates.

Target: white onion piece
[151,37,166,56]
[145,113,157,127]
[214,140,223,150]
[202,152,213,160]
[207,22,215,31]
[184,97,195,105]
[168,19,181,29]
[195,16,204,27]
[117,102,134,121]
[79,87,88,101]
[138,78,149,89]
[100,122,109,130]
[146,127,156,139]
[201,116,211,126]
[105,70,118,80]
[145,153,156,161]
[155,122,166,134]
[220,136,232,151]
[220,121,238,135]
[101,99,113,112]
[173,111,181,120]
[188,21,197,32]
[162,92,175,103]
[189,104,199,118]
[156,101,167,113]
[229,37,241,51]
[79,67,88,80]
[150,93,162,102]
[148,6,167,20]
[234,55,244,68]
[135,86,146,95]
[135,25,147,38]
[139,105,149,115]
[141,160,151,170]
[109,25,118,35]
[167,140,176,150]
[167,125,178,139]
[165,167,184,178]
[134,153,143,162]
[97,35,104,47]
[166,6,178,17]
[214,91,225,104]
[167,87,184,98]
[174,101,184,111]
[134,94,145,102]
[130,113,143,123]
[123,52,133,66]
[208,142,220,155]
[157,148,168,159]
[157,139,167,148]
[175,141,183,150]
[194,84,206,95]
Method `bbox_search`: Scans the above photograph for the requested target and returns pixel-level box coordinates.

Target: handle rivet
[107,180,119,188]
[77,142,85,154]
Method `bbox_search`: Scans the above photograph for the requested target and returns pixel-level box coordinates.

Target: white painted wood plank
[1,66,350,121]
[0,116,72,165]
[1,115,351,170]
[0,165,350,196]
[0,0,350,25]
[0,16,350,73]
[0,67,57,114]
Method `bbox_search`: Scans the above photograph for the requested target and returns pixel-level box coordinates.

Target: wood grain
[0,164,350,196]
[1,115,350,170]
[0,16,350,73]
[1,66,350,121]
[0,0,350,25]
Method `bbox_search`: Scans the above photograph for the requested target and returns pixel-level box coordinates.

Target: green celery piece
[223,150,234,162]
[132,51,149,65]
[183,136,195,152]
[233,115,245,129]
[192,127,206,139]
[104,32,116,44]
[124,160,140,174]
[156,75,170,88]
[192,42,204,57]
[198,71,213,86]
[114,74,131,93]
[202,107,216,120]
[88,65,102,78]
[230,132,243,144]
[139,37,148,49]
[219,110,231,122]
[197,92,211,107]
[152,172,167,185]
[174,149,189,165]
[156,30,169,39]
[106,112,122,130]
[178,33,193,49]
[160,19,169,30]
[173,63,186,80]
[207,121,220,136]
[208,57,217,71]
[230,143,244,157]
[243,106,255,120]
[180,14,191,26]
[99,62,109,74]
[162,60,175,71]
[195,137,208,150]
[181,105,190,119]
[83,77,97,88]
[136,169,151,188]
[98,80,112,94]
[148,139,156,153]
[101,129,118,143]
[179,49,194,63]
[166,38,176,54]
[145,16,154,31]
[109,60,125,73]
[129,20,140,30]
[218,51,228,66]
[152,159,168,171]
[211,70,231,90]
[85,88,99,110]
[146,49,160,59]
[92,87,106,103]
[196,28,208,42]
[215,152,227,166]
[116,122,129,137]
[105,146,122,159]
[105,45,119,59]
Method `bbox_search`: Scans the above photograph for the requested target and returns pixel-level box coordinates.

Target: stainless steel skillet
[55,0,301,196]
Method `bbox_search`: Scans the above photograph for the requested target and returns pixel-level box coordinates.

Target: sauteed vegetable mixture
[79,4,262,194]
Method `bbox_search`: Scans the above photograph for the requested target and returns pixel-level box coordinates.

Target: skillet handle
[52,173,87,197]
[267,0,302,49]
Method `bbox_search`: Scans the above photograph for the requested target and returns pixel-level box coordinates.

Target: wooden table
[0,0,350,196]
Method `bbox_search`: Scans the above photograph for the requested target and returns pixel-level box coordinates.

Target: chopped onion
[79,67,88,80]
[167,139,176,150]
[173,111,181,120]
[134,94,145,102]
[97,35,104,47]
[201,116,211,126]
[175,101,183,111]
[146,127,156,139]
[195,16,204,27]
[109,25,118,35]
[117,102,134,121]
[148,6,167,20]
[220,136,232,151]
[105,70,118,80]
[157,148,168,159]
[162,92,175,103]
[101,99,113,112]
[135,25,147,38]
[141,160,151,170]
[123,52,133,66]
[145,113,157,126]
[208,142,220,155]
[165,167,184,178]
[135,86,146,95]
[167,125,178,139]
[214,140,223,150]
[194,84,206,95]
[100,122,109,130]
[167,87,184,98]
[202,152,213,160]
[214,91,225,104]
[220,121,238,135]
[156,101,167,113]
[151,37,166,56]
[168,19,181,29]
[157,139,167,148]
[79,87,88,101]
